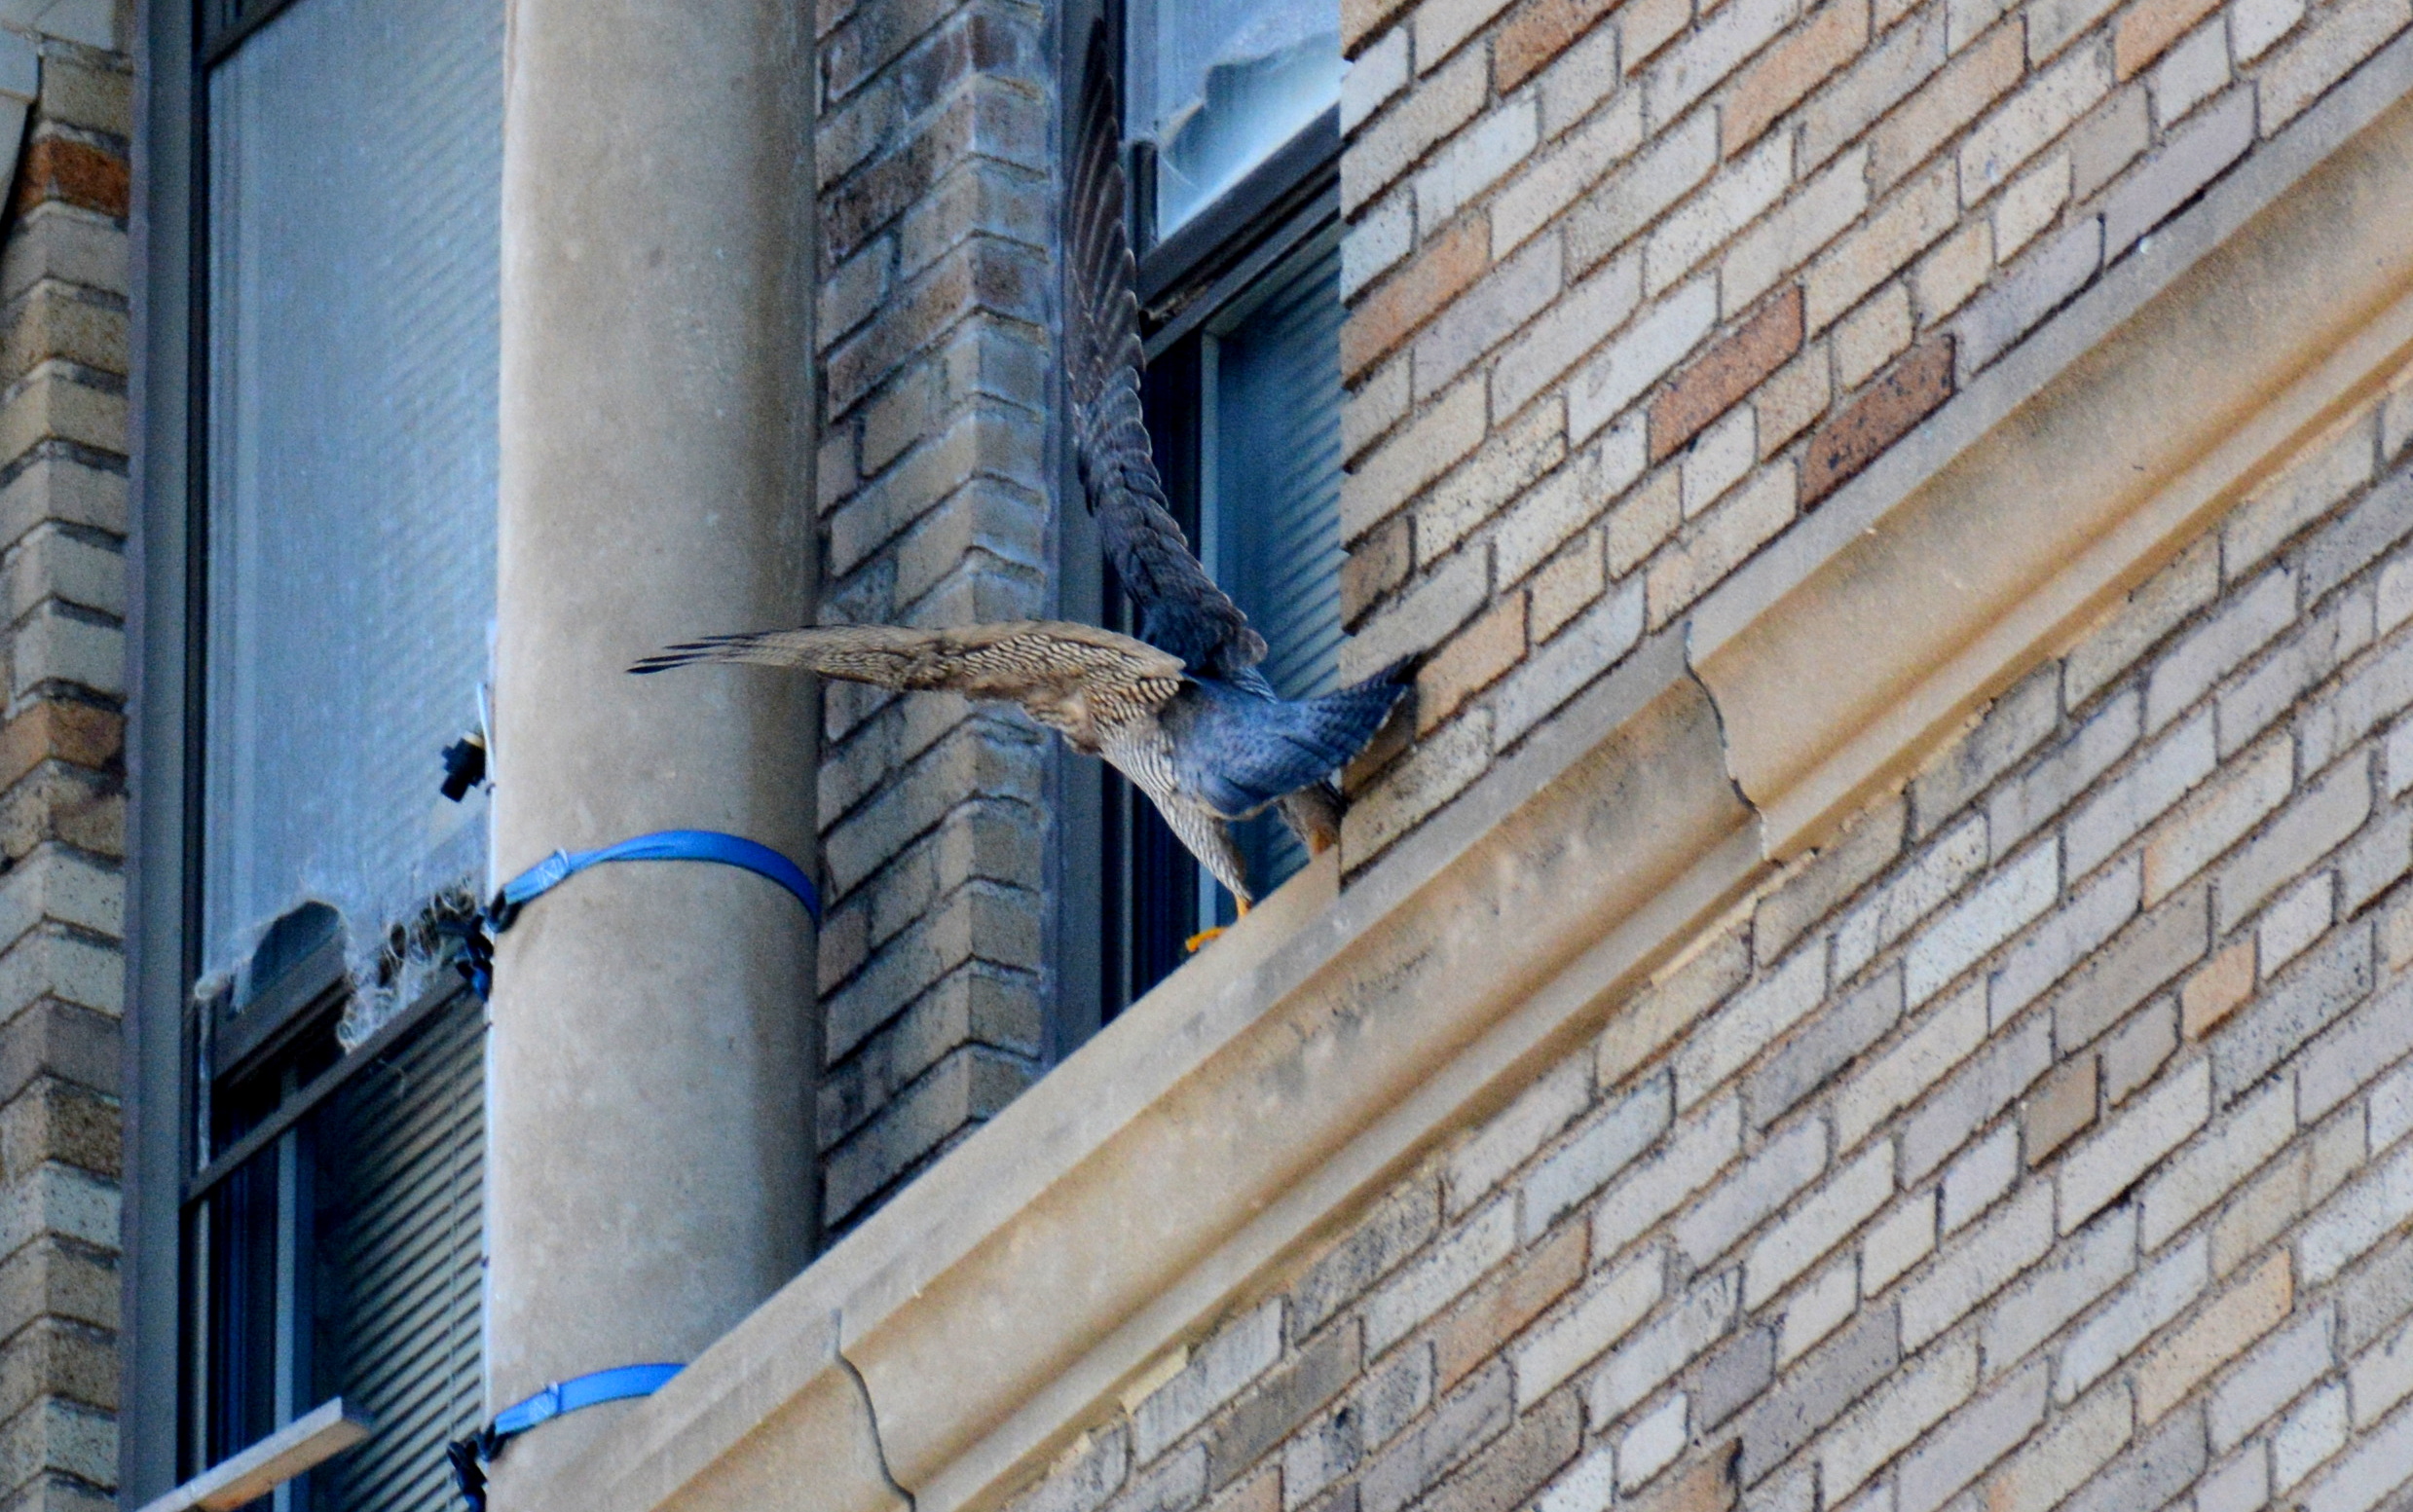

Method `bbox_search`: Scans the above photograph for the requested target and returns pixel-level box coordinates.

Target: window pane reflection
[1128,0,1340,237]
[204,0,501,1020]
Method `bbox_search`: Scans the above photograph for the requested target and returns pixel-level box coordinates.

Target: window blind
[1207,240,1344,894]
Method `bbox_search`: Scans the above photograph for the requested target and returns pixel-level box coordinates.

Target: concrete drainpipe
[488,0,819,1497]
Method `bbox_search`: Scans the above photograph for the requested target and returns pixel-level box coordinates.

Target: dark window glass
[1106,232,1343,1013]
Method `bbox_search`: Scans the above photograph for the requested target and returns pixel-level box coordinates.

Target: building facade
[0,0,2391,1502]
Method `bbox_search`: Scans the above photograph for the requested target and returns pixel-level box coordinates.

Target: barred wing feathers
[1068,19,1266,680]
[631,621,1184,746]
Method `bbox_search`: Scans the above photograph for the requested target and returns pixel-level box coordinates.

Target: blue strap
[492,1361,685,1435]
[491,829,820,931]
[451,829,820,998]
[450,1363,684,1509]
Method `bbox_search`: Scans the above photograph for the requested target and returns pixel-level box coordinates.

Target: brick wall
[810,0,1064,1233]
[995,394,2413,1512]
[1329,0,2413,866]
[0,33,129,1512]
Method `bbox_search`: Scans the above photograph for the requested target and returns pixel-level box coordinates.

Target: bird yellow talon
[1185,898,1251,952]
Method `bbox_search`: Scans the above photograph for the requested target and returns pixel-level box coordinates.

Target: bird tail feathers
[1185,662,1411,819]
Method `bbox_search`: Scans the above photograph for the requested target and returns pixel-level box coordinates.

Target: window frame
[126,0,499,1492]
[1055,0,1346,1031]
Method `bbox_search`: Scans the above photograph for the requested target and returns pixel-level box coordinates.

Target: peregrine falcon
[634,24,1407,928]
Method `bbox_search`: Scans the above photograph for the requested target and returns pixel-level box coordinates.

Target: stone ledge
[526,40,2413,1512]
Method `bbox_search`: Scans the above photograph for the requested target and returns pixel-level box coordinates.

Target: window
[148,0,505,1499]
[1095,0,1344,1016]
[187,939,484,1509]
[1124,0,1342,239]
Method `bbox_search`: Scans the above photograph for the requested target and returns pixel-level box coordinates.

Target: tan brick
[1497,0,1620,91]
[1609,468,1683,573]
[1649,286,1806,461]
[1722,0,1873,155]
[1871,24,2024,190]
[0,284,128,390]
[2259,0,2413,129]
[1530,535,1608,638]
[1646,464,1796,625]
[2115,0,2221,76]
[1912,220,1992,325]
[1344,380,1490,539]
[1624,1451,1735,1512]
[1959,47,2112,203]
[1346,48,1489,212]
[1800,8,1948,169]
[1345,514,1415,627]
[2135,1251,2291,1423]
[2212,1118,2358,1275]
[1212,1467,1281,1512]
[1493,93,1646,257]
[1755,347,1832,455]
[37,58,131,140]
[1346,0,1414,53]
[1435,1223,1590,1387]
[1833,282,1913,389]
[1993,151,2071,261]
[2069,87,2153,199]
[1623,0,1698,74]
[0,706,120,797]
[1350,353,1414,461]
[2178,940,2254,1039]
[1343,710,1495,859]
[2142,737,2291,905]
[1419,402,1569,563]
[2023,1054,2097,1162]
[1719,147,1869,314]
[1799,337,1954,505]
[1347,217,1492,379]
[1419,594,1529,731]
[1805,164,1958,332]
[2383,891,2413,972]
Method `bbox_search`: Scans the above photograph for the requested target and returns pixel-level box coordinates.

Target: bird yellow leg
[1185,898,1250,953]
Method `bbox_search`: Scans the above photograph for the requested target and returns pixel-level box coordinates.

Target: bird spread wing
[632,620,1185,749]
[1068,19,1267,681]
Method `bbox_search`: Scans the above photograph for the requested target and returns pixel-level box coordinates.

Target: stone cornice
[528,36,2413,1512]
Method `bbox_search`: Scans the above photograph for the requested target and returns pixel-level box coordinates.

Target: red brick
[1344,217,1490,380]
[0,703,121,795]
[1649,286,1804,462]
[1799,336,1952,505]
[1495,0,1618,91]
[14,138,127,221]
[1434,1223,1588,1388]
